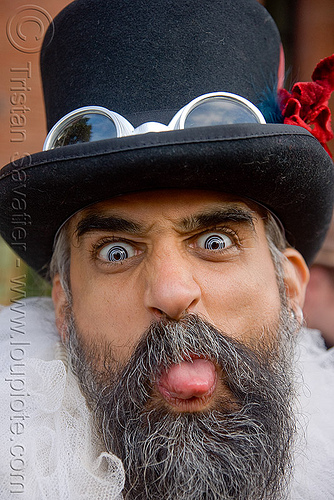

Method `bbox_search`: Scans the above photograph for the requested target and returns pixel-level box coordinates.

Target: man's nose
[144,249,201,320]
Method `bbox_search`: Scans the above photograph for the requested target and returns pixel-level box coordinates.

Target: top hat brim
[0,123,333,276]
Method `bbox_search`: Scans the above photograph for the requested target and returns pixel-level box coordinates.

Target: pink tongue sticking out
[158,358,216,400]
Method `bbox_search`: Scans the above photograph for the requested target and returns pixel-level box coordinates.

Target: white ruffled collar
[0,297,124,499]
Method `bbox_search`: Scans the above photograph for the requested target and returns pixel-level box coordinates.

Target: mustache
[71,312,293,395]
[67,311,296,415]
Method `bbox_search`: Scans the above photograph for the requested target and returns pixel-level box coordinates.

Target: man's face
[53,189,307,499]
[67,190,281,362]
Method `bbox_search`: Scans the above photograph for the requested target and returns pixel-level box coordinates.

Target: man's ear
[282,248,310,311]
[52,274,68,339]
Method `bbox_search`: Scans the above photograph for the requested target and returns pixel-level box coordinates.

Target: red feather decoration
[279,54,334,158]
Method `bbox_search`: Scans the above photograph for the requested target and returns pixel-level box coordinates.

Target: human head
[49,190,308,400]
[49,189,308,498]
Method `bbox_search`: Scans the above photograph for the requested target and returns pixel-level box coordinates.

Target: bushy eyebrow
[75,214,144,239]
[74,205,257,241]
[178,207,256,233]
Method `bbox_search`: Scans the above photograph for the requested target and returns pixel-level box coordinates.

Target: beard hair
[64,301,299,500]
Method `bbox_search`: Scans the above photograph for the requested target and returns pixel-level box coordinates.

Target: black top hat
[0,0,333,275]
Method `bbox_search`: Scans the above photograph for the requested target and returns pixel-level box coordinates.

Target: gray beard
[65,309,298,500]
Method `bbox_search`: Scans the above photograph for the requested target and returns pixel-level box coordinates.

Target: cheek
[69,266,146,359]
[199,258,281,337]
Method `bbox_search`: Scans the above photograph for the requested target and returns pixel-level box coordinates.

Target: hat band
[43,92,266,150]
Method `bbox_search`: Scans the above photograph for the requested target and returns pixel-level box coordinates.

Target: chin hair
[66,308,298,500]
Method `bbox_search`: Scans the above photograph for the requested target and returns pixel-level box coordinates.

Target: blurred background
[0,0,334,305]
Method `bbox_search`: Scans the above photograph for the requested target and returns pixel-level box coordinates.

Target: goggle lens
[44,92,266,150]
[53,113,118,147]
[183,97,262,128]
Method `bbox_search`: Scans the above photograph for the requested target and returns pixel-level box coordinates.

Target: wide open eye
[99,241,136,262]
[196,232,233,251]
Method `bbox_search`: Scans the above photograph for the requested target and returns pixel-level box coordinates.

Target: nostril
[151,307,165,319]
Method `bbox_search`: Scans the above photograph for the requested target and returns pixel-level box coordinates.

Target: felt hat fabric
[0,0,333,275]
